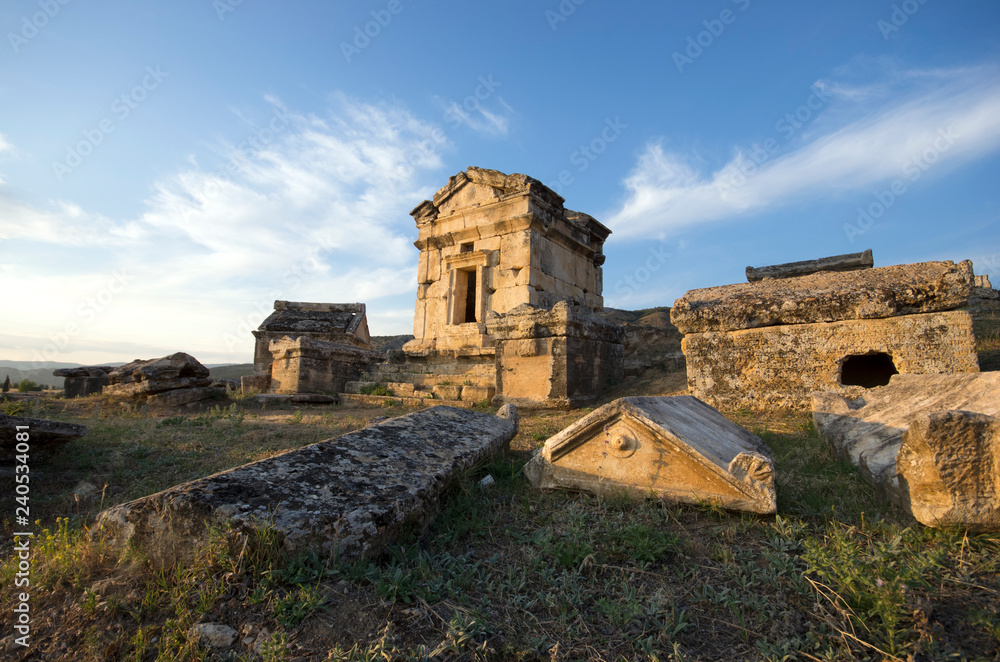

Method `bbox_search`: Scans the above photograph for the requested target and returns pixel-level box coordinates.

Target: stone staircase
[341,357,496,408]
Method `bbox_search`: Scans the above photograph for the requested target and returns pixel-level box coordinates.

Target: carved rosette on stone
[672,257,979,410]
[485,300,625,409]
[524,396,777,514]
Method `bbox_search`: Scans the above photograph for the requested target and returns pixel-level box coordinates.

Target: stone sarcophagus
[486,301,624,409]
[252,301,372,375]
[671,256,979,410]
[524,396,777,514]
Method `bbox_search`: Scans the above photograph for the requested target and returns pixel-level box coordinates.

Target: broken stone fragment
[102,376,214,399]
[897,411,1000,532]
[0,414,87,450]
[147,386,227,407]
[813,372,1000,528]
[746,249,873,282]
[524,396,776,515]
[94,405,518,566]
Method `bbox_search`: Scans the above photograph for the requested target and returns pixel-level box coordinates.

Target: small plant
[288,410,303,424]
[463,379,473,386]
[274,585,324,627]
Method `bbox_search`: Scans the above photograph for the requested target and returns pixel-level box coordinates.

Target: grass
[2,314,998,661]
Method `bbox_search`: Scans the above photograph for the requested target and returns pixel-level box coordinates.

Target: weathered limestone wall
[487,301,624,408]
[683,310,979,410]
[269,336,382,395]
[673,259,979,411]
[95,405,519,566]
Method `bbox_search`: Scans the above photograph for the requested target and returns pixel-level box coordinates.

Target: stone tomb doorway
[840,352,899,388]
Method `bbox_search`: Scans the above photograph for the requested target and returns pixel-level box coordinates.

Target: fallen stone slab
[813,372,1000,515]
[290,393,338,404]
[103,376,214,399]
[147,386,227,407]
[746,249,873,282]
[0,415,87,451]
[524,396,776,514]
[897,411,1000,531]
[671,260,973,334]
[94,405,518,566]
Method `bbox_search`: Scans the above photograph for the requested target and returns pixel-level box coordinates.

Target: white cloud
[0,94,446,362]
[0,133,12,154]
[437,94,515,137]
[607,65,1000,241]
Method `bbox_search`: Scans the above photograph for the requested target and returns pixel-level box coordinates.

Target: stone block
[241,374,270,393]
[684,310,978,411]
[671,260,973,334]
[94,405,519,566]
[103,376,213,400]
[898,411,1000,531]
[269,336,382,394]
[460,385,495,402]
[813,372,1000,521]
[524,396,776,514]
[487,301,625,408]
[432,385,462,400]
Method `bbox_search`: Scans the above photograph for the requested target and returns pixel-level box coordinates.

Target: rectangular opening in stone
[450,267,478,325]
[840,352,899,388]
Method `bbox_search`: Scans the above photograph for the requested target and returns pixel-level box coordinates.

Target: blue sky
[1,0,998,365]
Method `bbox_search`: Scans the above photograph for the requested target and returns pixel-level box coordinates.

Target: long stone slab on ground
[671,260,973,334]
[813,373,1000,520]
[524,396,776,514]
[1,414,87,451]
[95,405,518,565]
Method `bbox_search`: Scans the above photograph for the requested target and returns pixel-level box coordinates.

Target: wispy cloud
[0,95,447,361]
[607,64,1000,241]
[0,133,12,154]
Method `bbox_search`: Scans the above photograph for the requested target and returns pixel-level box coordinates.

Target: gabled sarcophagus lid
[524,396,777,514]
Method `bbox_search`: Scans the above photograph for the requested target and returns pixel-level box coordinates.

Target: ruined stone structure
[250,301,380,395]
[524,396,776,514]
[672,257,979,410]
[53,365,113,398]
[95,405,519,565]
[103,352,227,406]
[345,167,624,408]
[814,372,1000,531]
[252,301,372,374]
[406,167,609,355]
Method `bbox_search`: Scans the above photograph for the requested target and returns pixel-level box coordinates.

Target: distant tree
[16,379,40,393]
[1,375,9,392]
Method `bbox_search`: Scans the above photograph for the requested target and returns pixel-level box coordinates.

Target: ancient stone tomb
[347,167,624,408]
[525,396,777,514]
[671,254,979,410]
[250,301,381,395]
